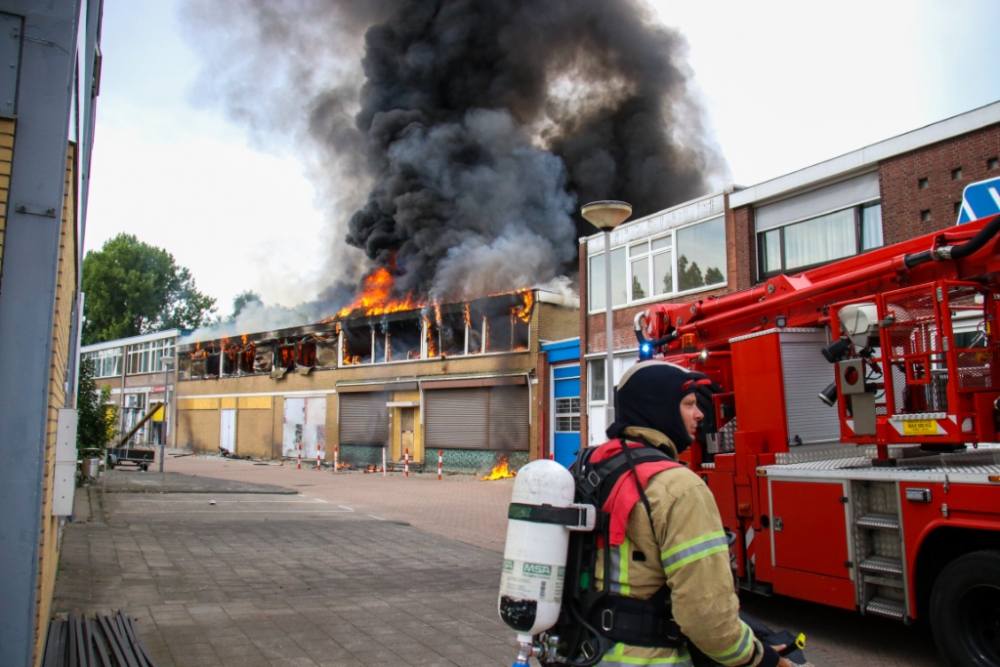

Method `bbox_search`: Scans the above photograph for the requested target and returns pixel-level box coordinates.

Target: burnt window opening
[297,336,316,368]
[204,348,220,378]
[342,326,373,365]
[386,318,422,361]
[483,311,529,352]
[277,341,297,370]
[178,355,191,380]
[314,334,338,368]
[239,343,256,374]
[373,325,388,362]
[253,343,274,373]
[221,343,242,376]
[439,310,467,357]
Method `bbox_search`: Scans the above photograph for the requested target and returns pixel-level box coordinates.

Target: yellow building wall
[174,300,580,463]
[178,408,221,453]
[235,403,273,459]
[35,142,78,664]
[325,394,338,455]
[0,118,13,267]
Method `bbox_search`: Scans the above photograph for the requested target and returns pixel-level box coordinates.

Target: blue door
[552,364,581,468]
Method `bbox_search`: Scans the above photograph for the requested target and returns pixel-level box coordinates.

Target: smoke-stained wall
[181,0,726,310]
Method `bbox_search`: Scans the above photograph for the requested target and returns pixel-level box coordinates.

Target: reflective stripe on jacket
[595,428,767,667]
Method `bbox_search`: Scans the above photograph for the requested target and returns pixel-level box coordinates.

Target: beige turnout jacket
[594,427,768,667]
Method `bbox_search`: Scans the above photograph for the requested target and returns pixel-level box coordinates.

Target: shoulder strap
[578,441,679,504]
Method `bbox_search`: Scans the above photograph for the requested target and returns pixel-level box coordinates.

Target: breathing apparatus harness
[538,437,686,667]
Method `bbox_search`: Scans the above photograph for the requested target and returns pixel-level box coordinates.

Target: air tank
[498,459,575,641]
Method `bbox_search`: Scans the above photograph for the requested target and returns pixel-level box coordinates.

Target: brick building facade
[580,100,1000,448]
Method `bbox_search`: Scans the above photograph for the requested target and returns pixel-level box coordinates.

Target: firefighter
[593,360,794,667]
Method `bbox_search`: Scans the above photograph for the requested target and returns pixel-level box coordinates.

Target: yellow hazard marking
[902,420,938,436]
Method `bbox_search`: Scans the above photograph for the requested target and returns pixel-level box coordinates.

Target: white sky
[86,0,1000,315]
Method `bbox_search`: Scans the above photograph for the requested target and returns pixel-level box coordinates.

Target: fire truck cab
[638,213,1000,666]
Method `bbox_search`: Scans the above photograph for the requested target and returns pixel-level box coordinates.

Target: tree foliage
[82,234,216,345]
[76,359,116,449]
[76,359,105,449]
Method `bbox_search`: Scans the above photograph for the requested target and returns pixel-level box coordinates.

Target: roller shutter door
[489,385,529,451]
[425,388,488,449]
[339,392,388,445]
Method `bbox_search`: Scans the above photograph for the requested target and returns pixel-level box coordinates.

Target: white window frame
[588,215,727,314]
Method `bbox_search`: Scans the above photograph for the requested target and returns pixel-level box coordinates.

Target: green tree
[82,234,216,345]
[231,290,263,320]
[75,359,107,449]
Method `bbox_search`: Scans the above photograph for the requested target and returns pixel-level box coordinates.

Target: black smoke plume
[181,0,725,306]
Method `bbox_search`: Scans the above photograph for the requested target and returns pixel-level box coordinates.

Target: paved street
[52,456,942,667]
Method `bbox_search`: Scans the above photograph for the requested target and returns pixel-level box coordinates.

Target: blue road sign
[957,176,1000,224]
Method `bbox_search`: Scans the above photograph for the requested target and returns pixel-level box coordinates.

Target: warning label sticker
[902,420,938,436]
[500,559,564,603]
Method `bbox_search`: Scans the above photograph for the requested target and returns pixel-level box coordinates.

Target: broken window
[277,340,297,370]
[254,343,274,373]
[204,346,220,378]
[314,333,339,368]
[471,294,531,354]
[438,307,467,357]
[239,342,256,374]
[373,324,388,362]
[385,316,422,361]
[296,336,316,368]
[342,325,373,365]
[221,341,242,376]
[177,354,191,380]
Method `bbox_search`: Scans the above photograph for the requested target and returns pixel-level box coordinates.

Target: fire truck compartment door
[771,480,851,579]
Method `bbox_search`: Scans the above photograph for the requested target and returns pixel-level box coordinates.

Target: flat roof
[81,328,183,353]
[730,99,1000,208]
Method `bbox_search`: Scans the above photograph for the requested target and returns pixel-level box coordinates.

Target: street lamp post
[159,355,175,473]
[581,201,632,428]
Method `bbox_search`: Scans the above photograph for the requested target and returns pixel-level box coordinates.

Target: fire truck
[634,213,1000,666]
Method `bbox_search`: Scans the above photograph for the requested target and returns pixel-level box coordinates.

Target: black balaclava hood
[606,361,711,454]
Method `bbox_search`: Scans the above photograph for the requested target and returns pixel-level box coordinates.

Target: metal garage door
[489,385,529,451]
[425,388,489,449]
[338,392,388,446]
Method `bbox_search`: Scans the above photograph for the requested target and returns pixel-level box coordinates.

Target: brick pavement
[162,456,515,553]
[52,456,945,666]
[55,488,517,667]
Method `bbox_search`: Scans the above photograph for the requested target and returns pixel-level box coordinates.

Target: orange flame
[424,316,437,357]
[480,455,516,481]
[512,290,533,323]
[334,267,424,319]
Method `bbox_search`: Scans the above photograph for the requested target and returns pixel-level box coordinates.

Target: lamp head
[818,382,839,407]
[581,200,633,231]
[821,337,852,364]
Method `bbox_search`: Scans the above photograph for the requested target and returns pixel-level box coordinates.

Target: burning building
[175,288,577,473]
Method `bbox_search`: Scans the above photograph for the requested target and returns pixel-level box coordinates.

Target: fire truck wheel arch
[929,550,1000,667]
[914,525,1000,616]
